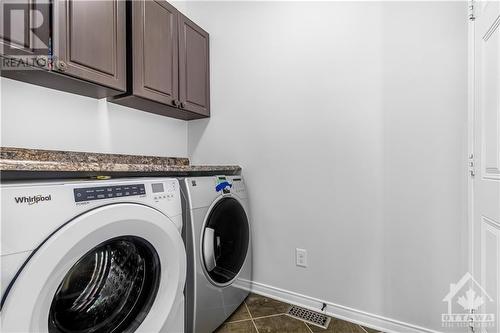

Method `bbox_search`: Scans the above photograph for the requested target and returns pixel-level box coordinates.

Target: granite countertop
[0,147,241,178]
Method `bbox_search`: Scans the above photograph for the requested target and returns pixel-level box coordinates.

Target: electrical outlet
[296,248,307,267]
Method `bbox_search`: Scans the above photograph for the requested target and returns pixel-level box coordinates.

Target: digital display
[152,183,164,193]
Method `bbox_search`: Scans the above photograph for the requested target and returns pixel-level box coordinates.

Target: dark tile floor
[214,294,383,333]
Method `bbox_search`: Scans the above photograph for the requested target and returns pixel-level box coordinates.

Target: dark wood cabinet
[1,0,209,120]
[0,0,126,98]
[110,0,210,120]
[133,0,178,106]
[178,14,210,117]
[53,0,126,92]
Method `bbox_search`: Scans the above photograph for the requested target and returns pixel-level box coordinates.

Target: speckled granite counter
[0,147,241,179]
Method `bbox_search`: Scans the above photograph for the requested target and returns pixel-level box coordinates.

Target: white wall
[0,77,187,157]
[185,2,468,332]
[0,0,190,157]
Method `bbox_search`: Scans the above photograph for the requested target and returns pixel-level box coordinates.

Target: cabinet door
[0,0,50,58]
[53,0,126,91]
[132,0,179,107]
[178,14,210,117]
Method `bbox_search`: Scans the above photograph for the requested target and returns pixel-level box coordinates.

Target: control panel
[153,181,176,201]
[74,184,146,202]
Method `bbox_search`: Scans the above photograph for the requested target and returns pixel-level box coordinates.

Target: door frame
[467,2,500,331]
[467,0,476,284]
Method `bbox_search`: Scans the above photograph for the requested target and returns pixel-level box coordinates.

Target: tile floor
[214,293,383,333]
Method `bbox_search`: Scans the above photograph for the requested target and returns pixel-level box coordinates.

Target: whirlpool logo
[14,194,52,205]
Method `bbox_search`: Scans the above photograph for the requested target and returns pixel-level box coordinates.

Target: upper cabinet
[110,0,210,120]
[0,0,126,98]
[178,14,210,117]
[53,0,126,92]
[0,0,210,120]
[135,0,178,105]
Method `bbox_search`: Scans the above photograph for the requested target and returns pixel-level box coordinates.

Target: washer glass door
[48,236,160,333]
[202,197,249,285]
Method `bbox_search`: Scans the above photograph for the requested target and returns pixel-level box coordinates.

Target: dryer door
[0,203,186,333]
[202,197,249,286]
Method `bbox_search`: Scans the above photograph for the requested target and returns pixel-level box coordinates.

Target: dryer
[181,176,252,333]
[1,178,186,333]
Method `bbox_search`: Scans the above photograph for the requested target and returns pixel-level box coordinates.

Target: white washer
[1,177,186,333]
[181,176,252,333]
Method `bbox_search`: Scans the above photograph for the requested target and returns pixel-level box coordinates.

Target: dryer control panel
[74,184,146,202]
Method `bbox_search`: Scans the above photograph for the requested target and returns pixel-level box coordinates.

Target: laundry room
[0,1,498,333]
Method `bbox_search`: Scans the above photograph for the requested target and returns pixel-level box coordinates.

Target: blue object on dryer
[215,181,232,192]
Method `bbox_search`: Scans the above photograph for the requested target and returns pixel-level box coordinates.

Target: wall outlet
[296,248,307,267]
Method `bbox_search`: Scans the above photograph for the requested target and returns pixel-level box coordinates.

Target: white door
[1,203,186,333]
[472,1,500,332]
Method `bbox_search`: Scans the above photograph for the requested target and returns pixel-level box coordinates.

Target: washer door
[48,236,159,333]
[1,203,185,333]
[202,197,249,286]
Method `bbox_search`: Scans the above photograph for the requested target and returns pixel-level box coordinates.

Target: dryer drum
[48,236,160,333]
[202,197,250,285]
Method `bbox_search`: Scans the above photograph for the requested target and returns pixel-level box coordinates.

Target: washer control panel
[74,184,146,202]
[152,181,177,201]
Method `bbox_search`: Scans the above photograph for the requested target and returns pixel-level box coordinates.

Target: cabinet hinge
[469,0,476,21]
[469,309,476,333]
[469,153,476,177]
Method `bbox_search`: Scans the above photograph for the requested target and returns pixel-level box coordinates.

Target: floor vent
[287,305,331,329]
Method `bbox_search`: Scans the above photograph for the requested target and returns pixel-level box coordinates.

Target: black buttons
[74,184,146,202]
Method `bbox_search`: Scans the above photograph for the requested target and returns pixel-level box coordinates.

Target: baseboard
[241,279,442,333]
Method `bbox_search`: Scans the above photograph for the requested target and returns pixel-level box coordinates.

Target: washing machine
[181,176,252,333]
[1,177,186,333]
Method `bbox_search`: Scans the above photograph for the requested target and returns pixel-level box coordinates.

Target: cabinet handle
[35,56,47,68]
[172,99,179,107]
[180,102,185,109]
[56,60,67,72]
